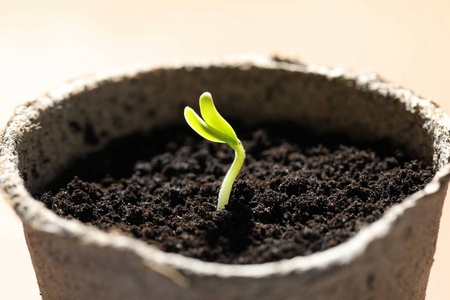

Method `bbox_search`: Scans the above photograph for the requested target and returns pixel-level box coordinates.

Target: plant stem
[217,141,245,210]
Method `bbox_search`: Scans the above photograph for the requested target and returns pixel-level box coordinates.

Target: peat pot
[1,56,450,300]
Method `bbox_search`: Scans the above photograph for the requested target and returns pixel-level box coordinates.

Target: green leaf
[199,92,238,145]
[184,107,225,144]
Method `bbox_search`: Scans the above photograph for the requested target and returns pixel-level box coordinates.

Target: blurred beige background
[1,0,449,299]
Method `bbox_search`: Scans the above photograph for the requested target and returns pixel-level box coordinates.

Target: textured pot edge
[1,54,450,280]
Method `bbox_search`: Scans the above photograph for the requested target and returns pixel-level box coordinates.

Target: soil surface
[39,122,434,264]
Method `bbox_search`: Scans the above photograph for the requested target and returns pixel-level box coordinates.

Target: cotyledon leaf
[199,92,238,145]
[184,107,225,144]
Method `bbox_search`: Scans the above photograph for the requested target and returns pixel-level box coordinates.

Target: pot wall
[2,56,450,299]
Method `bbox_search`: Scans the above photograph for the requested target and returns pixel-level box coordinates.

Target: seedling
[184,92,245,210]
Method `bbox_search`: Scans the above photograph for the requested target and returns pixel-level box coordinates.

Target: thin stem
[217,141,245,210]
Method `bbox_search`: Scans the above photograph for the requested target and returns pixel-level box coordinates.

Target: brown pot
[1,55,449,300]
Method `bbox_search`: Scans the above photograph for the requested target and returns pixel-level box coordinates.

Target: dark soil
[38,122,434,264]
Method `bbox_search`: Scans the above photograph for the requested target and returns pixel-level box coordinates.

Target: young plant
[184,92,245,210]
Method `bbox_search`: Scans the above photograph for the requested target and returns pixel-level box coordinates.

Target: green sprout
[184,92,245,210]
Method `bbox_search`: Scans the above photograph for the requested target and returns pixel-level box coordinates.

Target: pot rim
[1,54,450,280]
